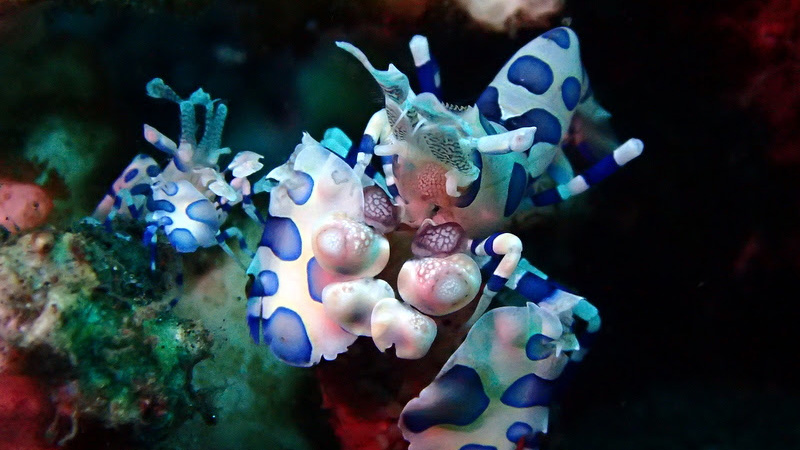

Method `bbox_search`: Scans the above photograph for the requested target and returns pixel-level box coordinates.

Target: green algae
[0,221,214,444]
[57,291,212,433]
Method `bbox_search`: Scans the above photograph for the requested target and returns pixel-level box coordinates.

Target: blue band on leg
[530,188,563,206]
[516,273,556,303]
[487,274,507,292]
[416,60,441,99]
[483,233,501,257]
[582,153,620,185]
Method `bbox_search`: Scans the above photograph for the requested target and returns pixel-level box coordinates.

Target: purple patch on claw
[363,185,398,233]
[411,221,467,258]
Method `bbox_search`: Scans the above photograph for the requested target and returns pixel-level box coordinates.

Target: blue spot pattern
[124,168,139,182]
[163,181,179,196]
[306,257,327,302]
[263,307,312,365]
[526,334,555,360]
[542,28,571,49]
[148,198,176,213]
[130,183,151,196]
[505,109,562,145]
[476,86,501,123]
[186,199,219,228]
[157,216,174,227]
[402,364,490,433]
[501,373,555,408]
[561,77,581,111]
[259,217,302,261]
[504,163,527,217]
[460,445,497,450]
[146,164,161,177]
[506,422,534,443]
[288,171,315,205]
[507,56,554,95]
[168,228,200,253]
[250,270,279,297]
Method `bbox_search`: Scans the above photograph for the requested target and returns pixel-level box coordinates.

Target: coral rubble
[0,221,213,446]
[456,0,565,32]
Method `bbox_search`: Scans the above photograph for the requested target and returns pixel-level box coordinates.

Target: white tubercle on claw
[312,215,391,277]
[322,278,395,336]
[397,254,482,316]
[371,298,437,359]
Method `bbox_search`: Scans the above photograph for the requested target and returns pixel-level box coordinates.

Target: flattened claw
[322,278,395,336]
[312,215,390,277]
[397,253,481,316]
[371,297,437,359]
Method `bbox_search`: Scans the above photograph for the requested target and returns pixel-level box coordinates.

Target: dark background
[1,0,798,448]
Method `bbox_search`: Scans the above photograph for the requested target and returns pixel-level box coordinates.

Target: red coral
[0,178,53,232]
[316,300,475,450]
[723,0,800,163]
[0,364,57,450]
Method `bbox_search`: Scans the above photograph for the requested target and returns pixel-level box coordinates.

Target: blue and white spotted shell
[399,302,578,450]
[93,154,160,220]
[150,179,222,252]
[246,133,364,366]
[477,27,590,177]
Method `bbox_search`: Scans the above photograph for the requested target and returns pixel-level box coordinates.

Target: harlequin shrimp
[93,79,264,269]
[247,27,642,449]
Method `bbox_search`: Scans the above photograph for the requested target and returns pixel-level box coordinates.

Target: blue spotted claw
[246,133,371,366]
[400,302,583,450]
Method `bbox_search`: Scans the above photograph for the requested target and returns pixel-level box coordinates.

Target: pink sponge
[0,179,53,232]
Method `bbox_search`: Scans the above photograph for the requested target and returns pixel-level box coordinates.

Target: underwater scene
[0,0,798,449]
